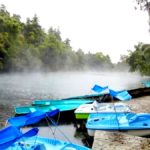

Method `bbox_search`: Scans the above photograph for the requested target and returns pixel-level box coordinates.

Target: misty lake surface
[0,71,148,146]
[0,71,146,105]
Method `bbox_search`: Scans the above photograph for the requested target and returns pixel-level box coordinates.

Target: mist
[0,71,148,106]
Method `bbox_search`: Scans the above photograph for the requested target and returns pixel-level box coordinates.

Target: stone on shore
[92,130,150,150]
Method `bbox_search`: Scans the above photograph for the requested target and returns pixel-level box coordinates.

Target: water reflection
[22,125,84,146]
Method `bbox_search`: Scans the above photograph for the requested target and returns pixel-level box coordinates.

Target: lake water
[0,71,146,104]
[0,71,147,147]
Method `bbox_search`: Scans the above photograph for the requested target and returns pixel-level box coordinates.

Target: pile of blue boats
[1,83,150,149]
[14,84,132,115]
[1,109,91,150]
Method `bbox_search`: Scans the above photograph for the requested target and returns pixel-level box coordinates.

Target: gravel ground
[92,96,150,150]
[0,104,13,127]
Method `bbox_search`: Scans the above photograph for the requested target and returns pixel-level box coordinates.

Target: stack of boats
[2,83,150,149]
[1,109,91,150]
[82,84,150,138]
[14,85,131,116]
[74,85,132,120]
[14,99,94,115]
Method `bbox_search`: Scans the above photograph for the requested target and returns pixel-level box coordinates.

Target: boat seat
[60,143,86,150]
[30,108,37,112]
[109,89,132,101]
[0,126,39,149]
[129,113,150,124]
[91,84,108,93]
[34,144,46,150]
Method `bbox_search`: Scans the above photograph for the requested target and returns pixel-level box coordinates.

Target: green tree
[23,15,45,46]
[75,49,85,69]
[126,43,150,75]
[0,5,114,72]
[0,5,23,71]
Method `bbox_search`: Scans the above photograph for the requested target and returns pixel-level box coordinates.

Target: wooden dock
[92,96,150,150]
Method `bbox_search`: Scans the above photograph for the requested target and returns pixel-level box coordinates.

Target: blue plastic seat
[7,109,59,127]
[109,89,132,101]
[0,126,38,149]
[92,84,108,93]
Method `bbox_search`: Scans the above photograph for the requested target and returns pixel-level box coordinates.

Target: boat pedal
[143,123,148,126]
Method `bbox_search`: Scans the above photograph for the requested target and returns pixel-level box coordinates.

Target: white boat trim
[75,102,131,115]
[87,128,150,137]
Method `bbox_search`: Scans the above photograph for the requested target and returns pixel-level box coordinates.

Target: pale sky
[0,0,150,63]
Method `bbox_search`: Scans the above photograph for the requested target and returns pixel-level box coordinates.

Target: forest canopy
[1,4,150,76]
[123,0,150,76]
[0,5,113,72]
[126,43,150,76]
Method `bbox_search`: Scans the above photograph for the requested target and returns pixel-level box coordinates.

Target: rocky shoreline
[0,104,13,127]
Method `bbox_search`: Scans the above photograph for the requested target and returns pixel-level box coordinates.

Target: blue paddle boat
[0,126,39,149]
[32,99,93,106]
[141,81,150,88]
[91,84,109,93]
[109,89,132,101]
[91,84,132,101]
[0,126,91,150]
[7,136,91,150]
[66,84,132,102]
[7,109,59,127]
[75,102,131,119]
[86,112,150,137]
[64,84,109,100]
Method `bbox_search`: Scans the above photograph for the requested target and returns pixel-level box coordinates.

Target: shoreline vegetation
[0,4,136,74]
[0,5,150,76]
[0,5,115,73]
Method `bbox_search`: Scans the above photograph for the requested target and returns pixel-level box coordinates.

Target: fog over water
[0,71,147,105]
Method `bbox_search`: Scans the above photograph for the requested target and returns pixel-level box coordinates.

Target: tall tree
[0,5,114,72]
[126,43,150,75]
[0,5,23,71]
[135,0,150,29]
[23,15,45,46]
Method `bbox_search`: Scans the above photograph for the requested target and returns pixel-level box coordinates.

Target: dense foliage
[126,43,150,76]
[123,1,150,76]
[0,5,113,72]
